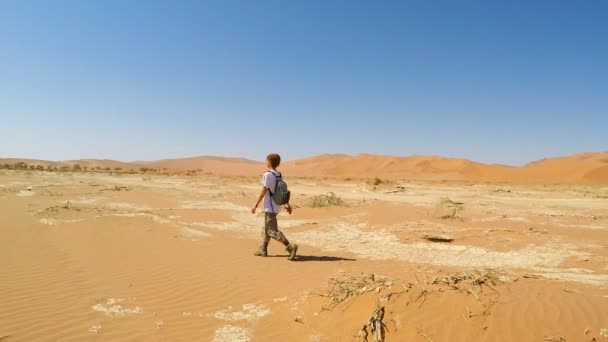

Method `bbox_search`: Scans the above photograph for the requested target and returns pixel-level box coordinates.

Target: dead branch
[358,305,386,342]
[416,328,434,342]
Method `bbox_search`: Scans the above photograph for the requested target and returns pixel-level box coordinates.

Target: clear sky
[1,0,606,166]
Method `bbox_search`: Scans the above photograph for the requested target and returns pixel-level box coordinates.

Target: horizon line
[2,150,607,169]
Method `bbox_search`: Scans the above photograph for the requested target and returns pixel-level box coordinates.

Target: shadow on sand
[267,255,356,262]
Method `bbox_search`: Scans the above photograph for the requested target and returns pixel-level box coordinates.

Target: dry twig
[357,305,386,342]
[321,273,392,310]
[416,328,434,342]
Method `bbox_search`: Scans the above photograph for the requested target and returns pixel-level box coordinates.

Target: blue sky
[1,0,606,166]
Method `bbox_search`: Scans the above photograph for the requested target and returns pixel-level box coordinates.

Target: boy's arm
[251,186,268,214]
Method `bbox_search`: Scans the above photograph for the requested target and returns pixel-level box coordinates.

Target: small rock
[422,234,454,243]
[88,324,101,334]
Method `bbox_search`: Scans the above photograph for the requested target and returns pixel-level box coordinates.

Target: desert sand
[1,160,607,341]
[3,151,608,183]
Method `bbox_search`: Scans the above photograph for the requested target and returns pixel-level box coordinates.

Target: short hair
[266,153,281,168]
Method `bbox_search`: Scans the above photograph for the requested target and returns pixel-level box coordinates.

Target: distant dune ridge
[2,151,607,183]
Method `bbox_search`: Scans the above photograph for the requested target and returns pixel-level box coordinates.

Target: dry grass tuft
[434,197,464,220]
[319,273,393,310]
[432,269,509,317]
[432,269,504,289]
[311,192,346,207]
[368,177,384,186]
[357,305,386,342]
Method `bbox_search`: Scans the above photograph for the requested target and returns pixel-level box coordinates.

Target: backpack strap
[265,171,281,213]
[267,170,281,196]
[269,170,281,178]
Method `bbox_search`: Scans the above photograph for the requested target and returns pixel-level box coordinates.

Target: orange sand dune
[281,152,608,183]
[146,156,266,176]
[281,154,516,181]
[519,151,608,183]
[2,151,607,183]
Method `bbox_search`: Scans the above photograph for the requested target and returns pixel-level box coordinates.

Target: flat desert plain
[1,170,607,341]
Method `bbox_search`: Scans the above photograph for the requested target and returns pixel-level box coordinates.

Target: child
[251,153,298,260]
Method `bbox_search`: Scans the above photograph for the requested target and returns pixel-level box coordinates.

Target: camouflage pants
[263,212,285,241]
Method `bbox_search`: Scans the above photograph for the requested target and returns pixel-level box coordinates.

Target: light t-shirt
[261,170,282,213]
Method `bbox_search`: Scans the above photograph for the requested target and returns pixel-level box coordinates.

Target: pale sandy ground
[1,170,607,341]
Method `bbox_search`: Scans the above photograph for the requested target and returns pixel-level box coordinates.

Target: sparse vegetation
[434,197,464,220]
[14,162,28,170]
[321,272,393,309]
[311,192,346,207]
[358,305,386,342]
[368,177,384,186]
[185,169,203,176]
[0,162,213,176]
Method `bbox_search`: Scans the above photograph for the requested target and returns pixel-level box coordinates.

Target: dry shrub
[369,177,383,186]
[367,177,393,186]
[311,192,345,207]
[434,197,464,220]
[432,269,504,289]
[319,269,511,341]
[432,269,508,318]
[357,305,386,342]
[322,273,393,310]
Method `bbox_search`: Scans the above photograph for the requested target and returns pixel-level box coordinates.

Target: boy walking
[251,153,298,260]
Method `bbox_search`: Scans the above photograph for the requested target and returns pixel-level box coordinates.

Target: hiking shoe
[253,247,267,257]
[286,243,298,261]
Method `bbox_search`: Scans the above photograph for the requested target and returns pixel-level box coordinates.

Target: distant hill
[145,156,265,176]
[519,152,608,183]
[280,152,608,183]
[280,154,516,181]
[2,151,607,183]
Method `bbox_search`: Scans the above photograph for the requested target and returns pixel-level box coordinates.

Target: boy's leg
[254,236,270,256]
[253,214,272,257]
[265,212,298,260]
